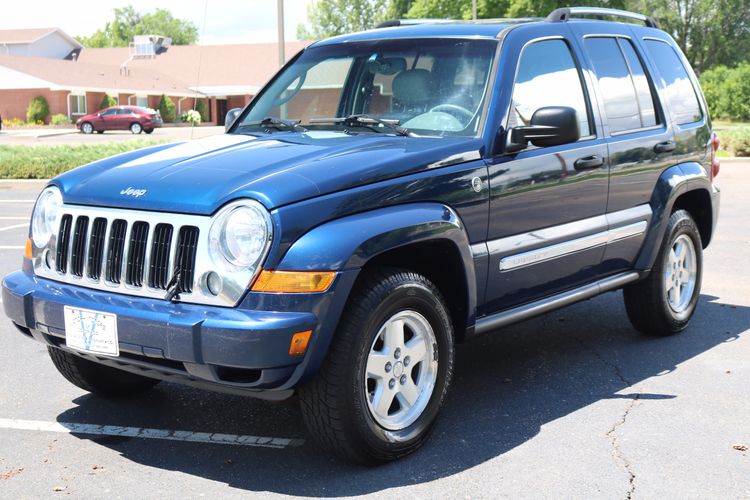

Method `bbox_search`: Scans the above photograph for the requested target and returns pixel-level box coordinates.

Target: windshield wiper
[237,116,307,133]
[309,114,411,136]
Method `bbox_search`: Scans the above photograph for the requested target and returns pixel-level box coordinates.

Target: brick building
[0,28,310,125]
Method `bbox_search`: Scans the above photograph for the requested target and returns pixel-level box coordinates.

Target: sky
[0,0,314,44]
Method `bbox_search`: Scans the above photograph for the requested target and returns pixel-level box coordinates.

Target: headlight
[31,186,62,248]
[208,201,271,272]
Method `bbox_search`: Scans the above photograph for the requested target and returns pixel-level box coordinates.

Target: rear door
[483,25,609,314]
[571,24,675,274]
[98,108,119,130]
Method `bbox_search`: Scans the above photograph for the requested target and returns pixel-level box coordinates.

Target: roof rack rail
[375,19,455,29]
[546,7,660,29]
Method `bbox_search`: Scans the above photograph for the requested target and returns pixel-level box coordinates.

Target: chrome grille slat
[106,219,127,284]
[119,221,134,287]
[149,223,173,289]
[87,218,107,280]
[126,221,149,287]
[56,214,73,273]
[70,216,89,277]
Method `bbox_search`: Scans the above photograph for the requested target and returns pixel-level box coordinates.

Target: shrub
[180,109,201,125]
[723,128,750,157]
[26,96,49,123]
[700,63,750,121]
[195,99,209,122]
[50,114,72,125]
[158,94,176,122]
[99,94,117,110]
[4,117,27,127]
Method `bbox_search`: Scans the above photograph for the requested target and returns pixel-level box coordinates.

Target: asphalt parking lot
[0,162,747,498]
[0,126,224,146]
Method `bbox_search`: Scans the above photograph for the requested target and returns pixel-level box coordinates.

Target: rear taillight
[710,132,720,178]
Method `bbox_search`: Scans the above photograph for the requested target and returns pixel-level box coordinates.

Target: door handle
[654,140,676,153]
[574,155,604,171]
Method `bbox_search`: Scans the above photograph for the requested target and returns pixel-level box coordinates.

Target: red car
[76,106,163,135]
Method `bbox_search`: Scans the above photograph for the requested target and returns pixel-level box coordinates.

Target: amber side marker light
[251,270,336,293]
[289,330,313,356]
[24,239,33,259]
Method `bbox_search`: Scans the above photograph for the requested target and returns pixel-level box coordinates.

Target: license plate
[64,306,119,356]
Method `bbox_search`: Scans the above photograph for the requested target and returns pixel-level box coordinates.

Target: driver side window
[510,39,591,138]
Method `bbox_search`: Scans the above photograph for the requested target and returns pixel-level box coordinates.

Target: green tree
[99,94,118,111]
[386,0,416,18]
[195,99,209,123]
[297,0,388,39]
[158,94,176,123]
[26,96,49,123]
[77,5,198,47]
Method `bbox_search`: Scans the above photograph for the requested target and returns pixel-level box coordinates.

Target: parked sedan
[76,106,163,134]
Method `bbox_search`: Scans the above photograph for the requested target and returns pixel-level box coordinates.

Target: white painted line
[0,418,304,449]
[0,223,27,232]
[0,246,24,250]
[0,200,35,203]
[0,217,29,220]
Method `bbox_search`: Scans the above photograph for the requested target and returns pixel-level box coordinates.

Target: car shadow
[56,292,748,496]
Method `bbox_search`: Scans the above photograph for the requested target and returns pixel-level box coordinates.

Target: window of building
[136,96,148,108]
[509,39,592,139]
[70,94,86,115]
[643,39,702,125]
[584,37,658,134]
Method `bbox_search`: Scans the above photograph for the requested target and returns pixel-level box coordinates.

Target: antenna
[191,0,209,141]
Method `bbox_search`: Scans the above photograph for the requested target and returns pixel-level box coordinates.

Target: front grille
[53,213,199,297]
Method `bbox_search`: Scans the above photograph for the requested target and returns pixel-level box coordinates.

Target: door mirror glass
[506,106,580,152]
[225,108,242,131]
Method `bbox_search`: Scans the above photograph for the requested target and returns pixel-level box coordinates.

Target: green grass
[0,140,167,179]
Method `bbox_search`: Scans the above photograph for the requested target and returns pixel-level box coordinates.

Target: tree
[77,5,198,47]
[195,99,209,123]
[158,94,176,123]
[297,0,388,39]
[26,96,49,123]
[99,94,117,111]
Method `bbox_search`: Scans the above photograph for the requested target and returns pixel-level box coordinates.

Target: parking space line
[0,246,24,250]
[0,217,29,220]
[0,200,35,203]
[0,223,28,232]
[0,418,304,449]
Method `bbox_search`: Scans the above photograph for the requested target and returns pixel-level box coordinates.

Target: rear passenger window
[643,40,702,125]
[509,39,591,138]
[584,37,658,134]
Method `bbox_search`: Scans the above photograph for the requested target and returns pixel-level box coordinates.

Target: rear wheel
[144,128,154,134]
[623,210,703,336]
[129,122,143,134]
[48,347,159,397]
[299,269,454,464]
[80,122,93,134]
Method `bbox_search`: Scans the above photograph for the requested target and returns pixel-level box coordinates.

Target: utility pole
[472,0,477,20]
[277,0,285,68]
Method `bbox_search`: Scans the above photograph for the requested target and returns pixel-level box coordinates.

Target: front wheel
[299,269,454,464]
[48,347,159,396]
[623,209,703,336]
[129,122,143,134]
[80,122,93,134]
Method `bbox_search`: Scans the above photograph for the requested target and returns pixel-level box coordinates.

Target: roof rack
[546,7,660,29]
[375,19,455,28]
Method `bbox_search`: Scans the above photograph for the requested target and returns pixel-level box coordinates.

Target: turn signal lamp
[251,270,336,293]
[710,132,720,178]
[289,330,312,356]
[24,239,33,259]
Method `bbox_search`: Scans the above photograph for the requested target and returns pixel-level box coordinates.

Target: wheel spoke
[366,351,391,379]
[372,385,394,417]
[405,336,428,363]
[383,319,405,351]
[672,283,681,306]
[398,379,420,407]
[665,271,674,294]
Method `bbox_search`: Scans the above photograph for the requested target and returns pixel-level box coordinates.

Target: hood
[55,132,483,215]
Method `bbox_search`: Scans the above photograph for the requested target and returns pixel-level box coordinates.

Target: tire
[47,346,159,397]
[129,122,143,134]
[80,122,94,134]
[299,268,454,464]
[144,128,154,134]
[623,209,703,336]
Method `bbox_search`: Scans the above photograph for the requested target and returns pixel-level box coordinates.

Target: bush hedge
[721,127,750,157]
[26,96,49,123]
[50,114,72,125]
[158,94,176,122]
[700,63,750,121]
[99,94,118,110]
[195,99,209,122]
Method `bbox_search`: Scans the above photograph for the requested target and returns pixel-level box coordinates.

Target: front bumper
[2,269,357,397]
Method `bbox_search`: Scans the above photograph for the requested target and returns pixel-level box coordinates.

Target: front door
[216,99,228,126]
[482,29,609,314]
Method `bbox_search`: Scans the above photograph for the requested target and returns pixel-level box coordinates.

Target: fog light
[289,330,312,356]
[43,249,52,269]
[206,271,222,296]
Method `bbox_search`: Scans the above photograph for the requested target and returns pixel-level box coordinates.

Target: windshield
[235,38,497,137]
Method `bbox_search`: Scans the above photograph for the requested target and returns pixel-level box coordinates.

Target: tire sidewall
[130,122,142,134]
[349,279,453,455]
[657,211,703,325]
[81,122,93,134]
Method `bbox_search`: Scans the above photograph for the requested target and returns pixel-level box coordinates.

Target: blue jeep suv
[2,7,720,463]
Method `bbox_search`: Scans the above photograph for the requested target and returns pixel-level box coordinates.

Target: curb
[718,157,749,163]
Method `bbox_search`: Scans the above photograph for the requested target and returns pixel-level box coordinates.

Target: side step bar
[474,271,641,335]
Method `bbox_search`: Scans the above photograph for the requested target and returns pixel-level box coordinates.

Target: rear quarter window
[643,40,702,125]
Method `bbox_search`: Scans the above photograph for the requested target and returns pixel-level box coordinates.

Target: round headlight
[31,186,62,248]
[209,201,271,270]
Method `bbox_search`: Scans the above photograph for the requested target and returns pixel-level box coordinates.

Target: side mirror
[225,108,242,131]
[505,106,580,153]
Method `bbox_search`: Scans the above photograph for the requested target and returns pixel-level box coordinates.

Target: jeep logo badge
[120,187,147,198]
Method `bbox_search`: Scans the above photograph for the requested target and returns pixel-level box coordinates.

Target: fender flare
[635,161,715,270]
